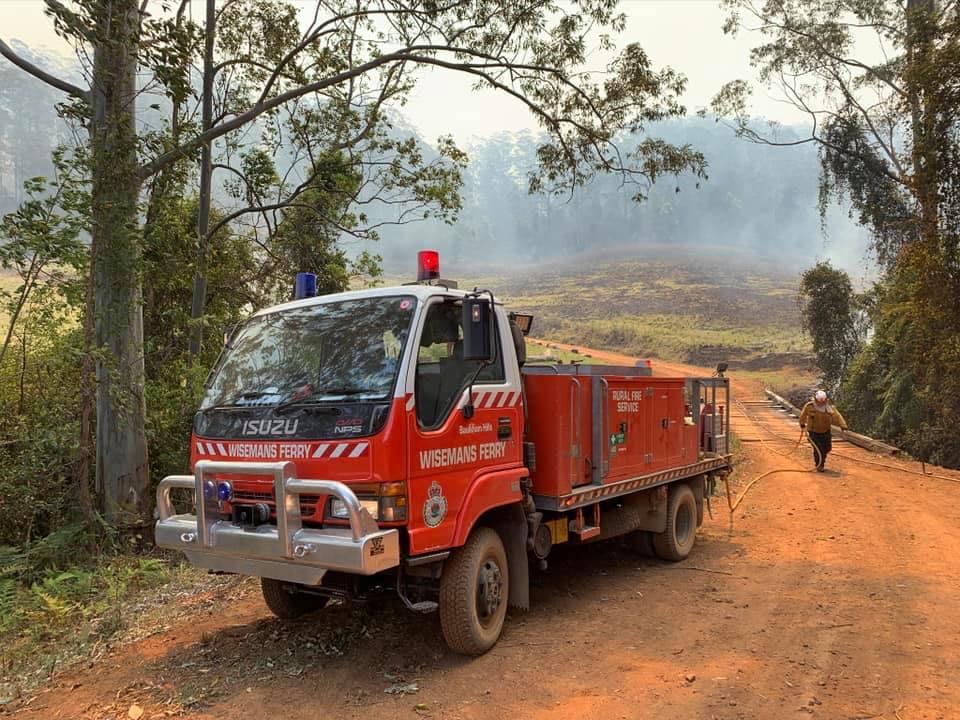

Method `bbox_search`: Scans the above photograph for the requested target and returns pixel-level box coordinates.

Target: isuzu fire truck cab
[156,251,732,655]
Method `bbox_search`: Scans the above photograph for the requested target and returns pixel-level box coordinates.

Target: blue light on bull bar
[217,481,234,502]
[203,479,217,502]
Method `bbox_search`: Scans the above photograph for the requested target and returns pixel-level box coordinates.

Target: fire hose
[722,399,960,516]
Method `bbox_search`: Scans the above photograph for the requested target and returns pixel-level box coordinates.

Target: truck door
[404,299,524,554]
[665,386,684,465]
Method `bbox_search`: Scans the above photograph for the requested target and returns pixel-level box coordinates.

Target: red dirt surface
[9,348,960,720]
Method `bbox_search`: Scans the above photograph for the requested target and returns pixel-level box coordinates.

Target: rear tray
[531,455,731,511]
[523,373,700,498]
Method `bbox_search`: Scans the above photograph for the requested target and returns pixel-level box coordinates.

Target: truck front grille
[231,490,323,520]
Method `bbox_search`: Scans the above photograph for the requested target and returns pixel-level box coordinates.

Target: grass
[381,251,812,374]
[525,339,603,365]
[474,253,810,370]
[536,314,806,361]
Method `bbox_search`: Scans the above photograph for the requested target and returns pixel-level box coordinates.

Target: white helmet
[814,390,827,403]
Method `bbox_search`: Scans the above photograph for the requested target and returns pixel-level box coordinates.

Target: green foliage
[798,262,865,394]
[0,145,90,547]
[0,326,86,547]
[842,269,960,467]
[143,192,257,369]
[145,359,210,482]
[717,0,960,468]
[0,530,173,691]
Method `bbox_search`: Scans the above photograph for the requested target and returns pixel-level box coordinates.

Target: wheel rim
[675,500,694,548]
[476,557,504,628]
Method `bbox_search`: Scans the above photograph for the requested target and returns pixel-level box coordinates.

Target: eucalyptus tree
[715,0,960,464]
[1,0,706,528]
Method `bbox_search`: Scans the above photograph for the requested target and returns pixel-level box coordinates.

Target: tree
[0,146,91,530]
[712,1,960,266]
[1,0,707,529]
[714,0,960,467]
[798,261,865,395]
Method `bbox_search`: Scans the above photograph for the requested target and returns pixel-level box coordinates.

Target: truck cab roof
[252,284,492,319]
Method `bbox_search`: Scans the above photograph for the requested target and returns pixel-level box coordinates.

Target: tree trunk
[906,0,939,248]
[189,0,216,358]
[90,0,150,529]
[77,228,97,520]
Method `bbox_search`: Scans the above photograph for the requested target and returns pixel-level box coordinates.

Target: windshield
[201,295,418,410]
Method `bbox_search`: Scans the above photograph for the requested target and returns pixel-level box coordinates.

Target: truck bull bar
[155,460,400,586]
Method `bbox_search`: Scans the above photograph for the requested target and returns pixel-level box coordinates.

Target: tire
[439,527,509,655]
[629,530,656,558]
[653,483,697,562]
[261,578,330,619]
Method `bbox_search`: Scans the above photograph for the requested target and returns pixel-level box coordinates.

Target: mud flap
[692,475,705,527]
[489,503,529,611]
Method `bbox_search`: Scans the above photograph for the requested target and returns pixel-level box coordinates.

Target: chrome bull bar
[155,460,400,585]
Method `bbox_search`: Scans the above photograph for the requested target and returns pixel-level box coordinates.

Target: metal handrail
[569,377,582,486]
[156,475,196,521]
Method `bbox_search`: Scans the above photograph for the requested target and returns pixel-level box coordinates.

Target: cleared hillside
[466,250,813,374]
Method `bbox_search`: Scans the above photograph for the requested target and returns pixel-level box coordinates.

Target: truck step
[574,525,601,541]
[408,600,439,614]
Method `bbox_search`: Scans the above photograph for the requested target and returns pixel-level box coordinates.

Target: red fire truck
[156,252,732,655]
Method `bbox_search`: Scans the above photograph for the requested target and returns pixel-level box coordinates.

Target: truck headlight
[326,482,407,522]
[330,498,379,519]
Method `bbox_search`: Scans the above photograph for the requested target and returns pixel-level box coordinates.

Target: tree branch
[748,10,908,100]
[255,1,470,107]
[0,38,90,101]
[139,48,418,178]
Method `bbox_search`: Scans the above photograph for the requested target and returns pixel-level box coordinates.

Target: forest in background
[1,51,870,280]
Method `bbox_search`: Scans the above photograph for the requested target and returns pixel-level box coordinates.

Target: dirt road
[12,349,960,720]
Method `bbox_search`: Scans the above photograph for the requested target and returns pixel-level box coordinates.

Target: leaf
[384,682,419,695]
[128,705,144,720]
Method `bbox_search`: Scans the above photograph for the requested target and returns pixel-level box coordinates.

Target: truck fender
[452,469,529,610]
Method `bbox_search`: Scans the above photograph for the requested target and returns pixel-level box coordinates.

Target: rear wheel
[653,483,697,562]
[261,578,330,619]
[439,527,509,655]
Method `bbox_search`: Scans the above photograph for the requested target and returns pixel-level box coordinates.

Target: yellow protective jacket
[799,401,847,434]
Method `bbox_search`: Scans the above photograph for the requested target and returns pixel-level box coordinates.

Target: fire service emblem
[423,481,448,528]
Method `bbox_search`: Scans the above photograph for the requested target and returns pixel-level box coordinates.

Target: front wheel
[261,578,330,619]
[439,527,509,655]
[653,483,698,562]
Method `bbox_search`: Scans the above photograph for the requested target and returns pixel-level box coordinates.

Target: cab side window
[415,301,504,428]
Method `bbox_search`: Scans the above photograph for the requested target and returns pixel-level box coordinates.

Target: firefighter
[799,390,848,472]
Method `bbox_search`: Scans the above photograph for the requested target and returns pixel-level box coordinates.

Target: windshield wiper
[273,387,380,413]
[201,391,274,413]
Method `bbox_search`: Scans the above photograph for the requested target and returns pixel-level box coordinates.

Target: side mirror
[462,297,494,362]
